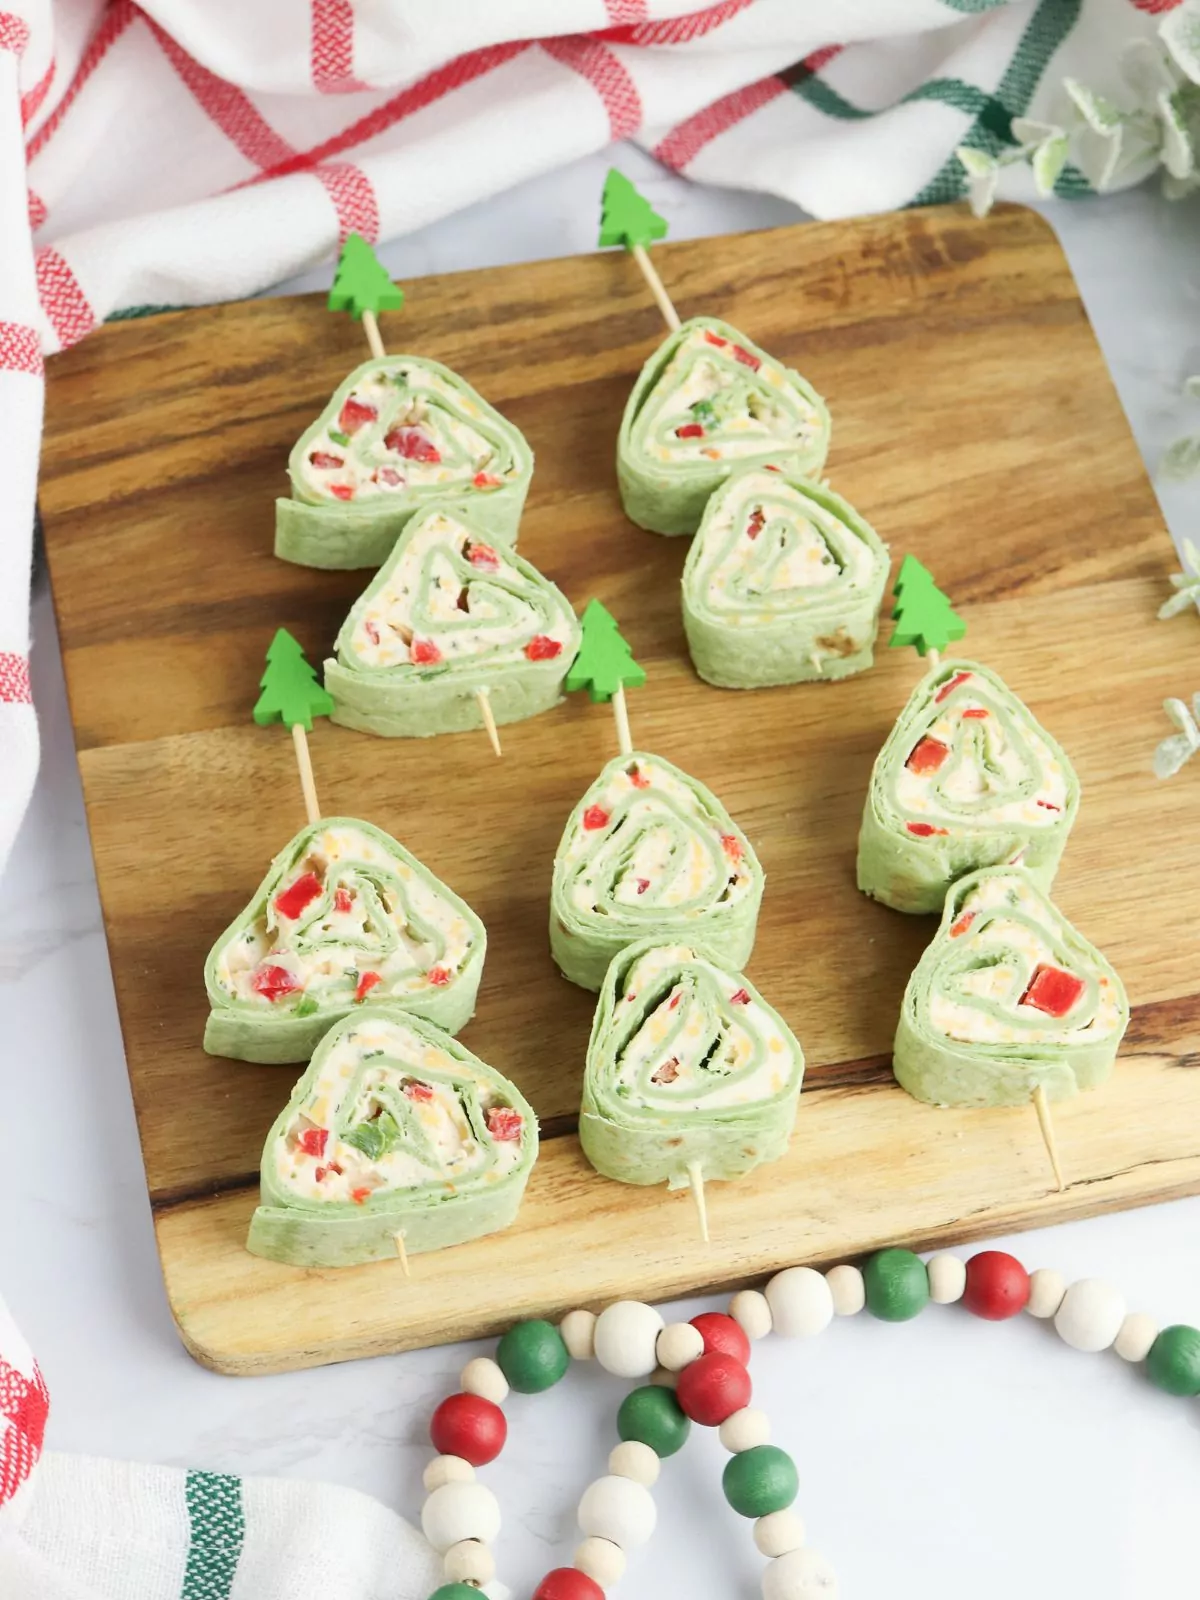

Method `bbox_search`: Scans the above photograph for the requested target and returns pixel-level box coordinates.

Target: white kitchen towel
[0,0,1194,876]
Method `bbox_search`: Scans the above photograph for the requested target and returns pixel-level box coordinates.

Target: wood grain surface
[38,205,1200,1375]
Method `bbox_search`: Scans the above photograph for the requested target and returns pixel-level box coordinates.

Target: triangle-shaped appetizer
[682,464,889,687]
[581,940,804,1187]
[551,752,763,991]
[204,818,485,1063]
[275,356,533,570]
[324,504,580,738]
[857,660,1079,914]
[247,1005,536,1267]
[894,867,1128,1107]
[617,317,830,536]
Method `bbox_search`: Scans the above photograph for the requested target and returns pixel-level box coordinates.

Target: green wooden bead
[722,1445,799,1518]
[1146,1325,1200,1396]
[428,1588,481,1600]
[496,1319,569,1393]
[863,1248,930,1322]
[617,1385,691,1458]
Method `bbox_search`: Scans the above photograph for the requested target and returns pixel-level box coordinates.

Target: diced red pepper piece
[411,638,442,665]
[704,330,726,348]
[355,971,383,1002]
[338,396,377,435]
[675,423,705,439]
[636,878,650,895]
[906,737,950,777]
[729,988,751,1005]
[251,964,301,1001]
[466,541,500,569]
[427,966,451,987]
[1036,799,1061,812]
[486,1106,524,1142]
[628,766,650,789]
[473,471,502,488]
[384,426,441,463]
[949,911,976,939]
[747,508,765,540]
[525,635,562,661]
[298,1128,328,1157]
[583,804,610,831]
[364,619,380,645]
[274,871,323,921]
[328,1162,343,1176]
[934,670,973,704]
[334,887,353,914]
[668,992,681,1010]
[763,464,781,473]
[309,451,344,469]
[329,484,354,501]
[375,466,403,487]
[351,1187,372,1205]
[651,1057,680,1084]
[962,707,989,719]
[1021,964,1085,1018]
[906,821,949,837]
[721,833,743,863]
[404,1080,435,1102]
[732,344,761,372]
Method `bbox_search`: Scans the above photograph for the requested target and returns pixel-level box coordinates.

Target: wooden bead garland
[419,1246,1200,1600]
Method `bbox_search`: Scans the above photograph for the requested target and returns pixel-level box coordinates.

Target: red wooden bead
[690,1312,751,1366]
[429,1393,507,1465]
[675,1351,752,1426]
[533,1569,604,1600]
[962,1251,1031,1321]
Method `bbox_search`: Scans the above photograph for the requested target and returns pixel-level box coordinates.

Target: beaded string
[420,1245,1200,1600]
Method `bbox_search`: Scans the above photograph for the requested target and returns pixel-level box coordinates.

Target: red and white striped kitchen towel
[0,0,1188,872]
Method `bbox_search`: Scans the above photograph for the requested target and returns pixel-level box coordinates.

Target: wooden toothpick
[291,722,321,825]
[328,233,404,360]
[612,683,633,757]
[395,1230,411,1277]
[687,1160,710,1243]
[361,308,386,361]
[1032,1085,1066,1192]
[599,170,679,331]
[475,688,502,757]
[631,243,681,333]
[565,599,647,755]
[253,629,334,824]
[889,554,965,667]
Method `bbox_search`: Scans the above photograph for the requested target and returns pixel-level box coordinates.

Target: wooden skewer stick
[612,684,633,757]
[291,723,321,825]
[395,1230,411,1277]
[926,647,941,671]
[631,243,681,334]
[1032,1085,1066,1192]
[687,1160,710,1244]
[476,688,502,757]
[361,307,386,361]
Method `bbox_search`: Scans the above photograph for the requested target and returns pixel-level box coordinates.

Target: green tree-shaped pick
[327,233,405,320]
[889,556,966,657]
[599,168,668,251]
[566,600,647,702]
[253,629,334,730]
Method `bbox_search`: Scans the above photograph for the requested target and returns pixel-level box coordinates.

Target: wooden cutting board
[38,205,1200,1377]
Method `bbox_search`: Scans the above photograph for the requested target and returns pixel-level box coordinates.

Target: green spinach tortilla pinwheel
[894,867,1128,1108]
[247,1005,536,1268]
[204,818,485,1064]
[551,752,763,992]
[324,504,580,739]
[682,464,889,687]
[274,356,532,570]
[617,317,830,536]
[580,940,804,1188]
[857,661,1079,915]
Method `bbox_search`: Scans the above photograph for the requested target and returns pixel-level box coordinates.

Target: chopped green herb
[295,995,320,1018]
[328,428,351,446]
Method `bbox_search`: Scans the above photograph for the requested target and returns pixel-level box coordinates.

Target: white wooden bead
[422,1455,474,1492]
[762,1545,839,1599]
[765,1267,834,1338]
[560,1308,597,1360]
[824,1265,864,1316]
[1115,1312,1159,1363]
[719,1406,771,1453]
[1054,1278,1127,1353]
[594,1302,664,1378]
[754,1508,806,1558]
[1026,1268,1066,1319]
[926,1253,966,1305]
[650,1366,679,1389]
[729,1288,773,1340]
[609,1440,660,1486]
[421,1481,501,1553]
[656,1321,705,1372]
[575,1536,627,1587]
[443,1540,496,1585]
[460,1356,508,1404]
[577,1475,657,1550]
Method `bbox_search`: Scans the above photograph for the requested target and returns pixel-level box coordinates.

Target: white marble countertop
[6,149,1200,1598]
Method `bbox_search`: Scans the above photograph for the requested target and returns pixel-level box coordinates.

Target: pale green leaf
[1161,434,1200,480]
[1158,88,1194,178]
[1162,9,1200,88]
[1065,76,1125,134]
[956,147,997,179]
[1120,38,1177,99]
[1032,135,1070,195]
[1184,376,1200,400]
[1011,116,1063,148]
[1154,732,1197,779]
